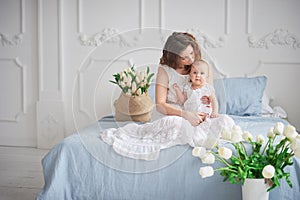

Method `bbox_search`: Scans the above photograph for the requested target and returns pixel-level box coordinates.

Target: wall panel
[1,0,299,148]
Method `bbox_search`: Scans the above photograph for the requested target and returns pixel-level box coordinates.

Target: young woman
[154,32,205,126]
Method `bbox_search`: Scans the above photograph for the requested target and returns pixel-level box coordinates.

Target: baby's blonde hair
[191,59,213,85]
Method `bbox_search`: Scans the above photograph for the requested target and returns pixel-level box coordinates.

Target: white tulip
[131,82,137,93]
[290,135,300,151]
[273,122,284,135]
[81,34,87,41]
[221,128,231,141]
[262,165,275,179]
[139,71,145,81]
[231,128,243,143]
[294,148,300,158]
[284,125,298,140]
[120,72,125,79]
[192,147,206,158]
[127,75,132,85]
[267,127,275,139]
[120,81,126,88]
[135,76,140,84]
[124,76,131,87]
[232,125,242,131]
[126,89,132,96]
[218,147,232,159]
[136,88,142,96]
[201,152,215,164]
[256,134,265,144]
[199,166,214,178]
[126,67,132,73]
[139,81,145,87]
[242,131,253,142]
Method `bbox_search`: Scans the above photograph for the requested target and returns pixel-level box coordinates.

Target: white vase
[242,178,269,200]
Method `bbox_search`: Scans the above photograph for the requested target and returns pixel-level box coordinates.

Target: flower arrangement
[110,65,154,96]
[192,122,300,191]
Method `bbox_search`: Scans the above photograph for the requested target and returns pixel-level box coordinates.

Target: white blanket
[101,115,235,160]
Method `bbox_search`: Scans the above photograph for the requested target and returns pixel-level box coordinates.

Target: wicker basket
[114,93,154,122]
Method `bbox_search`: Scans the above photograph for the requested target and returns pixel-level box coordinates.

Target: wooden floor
[0,146,48,200]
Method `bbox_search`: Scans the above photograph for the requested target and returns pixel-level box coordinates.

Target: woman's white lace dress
[101,65,235,160]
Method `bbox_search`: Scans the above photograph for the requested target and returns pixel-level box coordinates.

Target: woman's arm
[172,83,187,106]
[155,67,204,126]
[155,67,181,116]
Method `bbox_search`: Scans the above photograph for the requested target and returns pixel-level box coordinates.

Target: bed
[37,73,300,200]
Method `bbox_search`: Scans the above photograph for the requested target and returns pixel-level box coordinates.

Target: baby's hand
[201,96,210,105]
[173,83,179,90]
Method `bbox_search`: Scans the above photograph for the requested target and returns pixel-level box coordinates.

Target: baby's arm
[173,83,187,106]
[210,92,219,118]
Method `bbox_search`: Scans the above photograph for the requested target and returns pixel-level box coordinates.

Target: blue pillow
[214,76,267,116]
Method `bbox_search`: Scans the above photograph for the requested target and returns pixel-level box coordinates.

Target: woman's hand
[210,112,218,118]
[182,111,206,126]
[198,112,207,121]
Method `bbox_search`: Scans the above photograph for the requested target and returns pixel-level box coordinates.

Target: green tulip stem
[262,139,270,156]
[215,167,237,173]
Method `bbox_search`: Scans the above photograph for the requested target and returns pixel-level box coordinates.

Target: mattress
[37,115,300,200]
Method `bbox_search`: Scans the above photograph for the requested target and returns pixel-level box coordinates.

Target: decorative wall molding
[159,0,163,33]
[0,0,25,46]
[79,28,136,47]
[38,111,64,149]
[58,0,63,94]
[187,28,225,49]
[224,0,230,34]
[246,0,253,34]
[37,0,43,98]
[0,33,23,46]
[259,61,300,66]
[38,0,63,100]
[77,0,143,46]
[77,0,229,47]
[246,60,300,76]
[0,57,26,122]
[161,0,230,35]
[248,29,300,49]
[77,0,82,33]
[160,0,229,48]
[139,0,144,34]
[40,113,59,129]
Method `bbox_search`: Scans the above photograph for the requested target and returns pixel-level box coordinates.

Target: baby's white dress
[101,65,234,160]
[183,83,214,115]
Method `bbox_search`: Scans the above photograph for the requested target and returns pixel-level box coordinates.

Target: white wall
[1,0,300,148]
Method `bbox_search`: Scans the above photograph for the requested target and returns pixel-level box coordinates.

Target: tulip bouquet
[192,122,300,191]
[110,65,154,96]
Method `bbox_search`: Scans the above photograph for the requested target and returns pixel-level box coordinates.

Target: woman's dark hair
[160,32,202,72]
